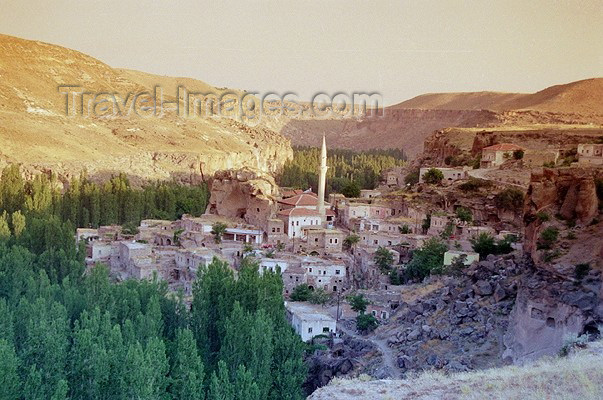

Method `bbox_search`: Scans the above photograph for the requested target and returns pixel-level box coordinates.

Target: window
[308,327,313,333]
[334,238,338,244]
[374,240,378,245]
[322,327,330,333]
[272,228,276,233]
[315,238,319,242]
[335,270,340,275]
[309,268,313,273]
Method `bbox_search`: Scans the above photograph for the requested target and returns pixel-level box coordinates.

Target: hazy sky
[2,0,602,104]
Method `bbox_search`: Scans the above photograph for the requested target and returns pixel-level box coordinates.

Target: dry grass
[310,341,603,400]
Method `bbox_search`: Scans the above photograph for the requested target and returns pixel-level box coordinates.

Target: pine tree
[11,210,26,237]
[170,328,205,400]
[207,361,234,400]
[269,326,307,400]
[0,211,11,240]
[0,339,21,400]
[234,364,260,400]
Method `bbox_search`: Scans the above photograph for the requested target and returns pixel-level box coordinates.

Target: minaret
[317,134,328,224]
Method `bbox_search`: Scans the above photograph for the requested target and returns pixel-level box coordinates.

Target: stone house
[265,218,287,245]
[480,143,524,168]
[360,189,382,198]
[302,257,346,293]
[278,208,324,239]
[419,167,470,185]
[302,227,344,256]
[577,143,603,166]
[286,302,336,342]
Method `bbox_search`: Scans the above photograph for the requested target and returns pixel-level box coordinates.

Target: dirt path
[338,322,402,379]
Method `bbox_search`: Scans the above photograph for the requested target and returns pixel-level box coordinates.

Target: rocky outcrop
[523,167,602,255]
[503,267,602,364]
[206,168,280,229]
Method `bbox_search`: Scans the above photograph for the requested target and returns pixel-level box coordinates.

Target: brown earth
[0,34,292,183]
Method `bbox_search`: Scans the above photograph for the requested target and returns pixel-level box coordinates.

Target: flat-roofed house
[577,144,603,166]
[286,302,337,342]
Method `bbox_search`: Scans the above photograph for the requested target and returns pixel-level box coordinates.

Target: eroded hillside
[0,34,292,183]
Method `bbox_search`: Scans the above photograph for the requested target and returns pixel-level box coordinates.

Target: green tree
[211,222,227,244]
[356,313,378,333]
[373,246,394,273]
[341,181,361,198]
[494,188,525,210]
[309,288,329,305]
[171,329,205,400]
[422,168,444,184]
[0,212,10,240]
[398,224,411,234]
[289,284,311,302]
[348,294,369,314]
[343,234,360,251]
[207,361,234,400]
[455,207,472,223]
[0,339,20,400]
[404,237,448,281]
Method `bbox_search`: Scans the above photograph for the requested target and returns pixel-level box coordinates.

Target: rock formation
[206,168,280,229]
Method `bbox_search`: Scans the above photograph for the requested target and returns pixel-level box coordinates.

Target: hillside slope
[0,34,292,182]
[278,79,602,158]
[392,78,603,115]
[309,341,603,400]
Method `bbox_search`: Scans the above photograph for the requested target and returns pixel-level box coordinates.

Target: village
[75,138,602,344]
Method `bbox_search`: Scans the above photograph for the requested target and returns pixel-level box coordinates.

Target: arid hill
[0,34,292,183]
[278,78,603,158]
[392,78,603,115]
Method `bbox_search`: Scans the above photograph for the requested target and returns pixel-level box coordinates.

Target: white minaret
[317,134,328,223]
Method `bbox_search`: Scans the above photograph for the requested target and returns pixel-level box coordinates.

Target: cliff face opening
[582,321,601,339]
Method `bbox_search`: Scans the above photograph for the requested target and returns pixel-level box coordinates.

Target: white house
[443,250,480,266]
[278,208,324,239]
[286,302,337,342]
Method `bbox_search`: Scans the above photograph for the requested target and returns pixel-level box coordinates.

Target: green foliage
[536,211,551,222]
[211,222,227,244]
[422,168,444,184]
[469,232,514,258]
[404,237,448,281]
[341,181,361,198]
[356,313,378,333]
[494,188,525,210]
[398,224,411,234]
[421,214,431,234]
[458,177,492,192]
[455,207,473,223]
[343,234,360,250]
[290,284,312,302]
[276,146,406,193]
[309,288,330,305]
[404,170,419,186]
[373,246,394,273]
[513,149,525,160]
[348,294,369,314]
[538,227,559,250]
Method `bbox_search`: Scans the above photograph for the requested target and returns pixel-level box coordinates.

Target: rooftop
[279,192,319,207]
[483,143,524,151]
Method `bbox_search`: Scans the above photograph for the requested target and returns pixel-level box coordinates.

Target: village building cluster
[75,137,603,342]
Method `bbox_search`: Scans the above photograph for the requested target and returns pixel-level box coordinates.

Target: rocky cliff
[205,168,281,229]
[0,34,292,183]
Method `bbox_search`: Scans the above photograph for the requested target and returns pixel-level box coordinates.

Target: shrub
[348,294,369,314]
[374,246,394,273]
[455,207,473,223]
[470,232,514,258]
[538,227,559,250]
[398,224,411,234]
[404,170,419,186]
[458,178,492,192]
[356,313,379,333]
[542,249,561,262]
[309,288,330,305]
[536,211,550,222]
[494,188,525,210]
[404,237,448,281]
[513,149,525,160]
[211,222,227,243]
[422,168,444,185]
[290,284,312,301]
[341,181,361,198]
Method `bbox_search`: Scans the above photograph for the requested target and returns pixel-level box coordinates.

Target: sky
[1,0,602,104]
